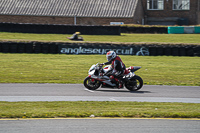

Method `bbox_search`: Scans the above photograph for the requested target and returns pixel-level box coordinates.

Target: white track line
[110,97,119,101]
[84,88,94,93]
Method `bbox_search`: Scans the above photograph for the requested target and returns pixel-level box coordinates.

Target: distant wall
[0,41,199,56]
[0,15,137,25]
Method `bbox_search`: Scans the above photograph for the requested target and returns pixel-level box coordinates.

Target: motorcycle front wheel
[125,75,143,91]
[83,76,101,90]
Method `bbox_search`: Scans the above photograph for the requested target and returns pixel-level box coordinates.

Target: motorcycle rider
[100,51,126,88]
[67,32,83,41]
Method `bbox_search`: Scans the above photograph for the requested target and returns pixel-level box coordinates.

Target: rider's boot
[118,82,123,88]
[110,75,123,88]
[114,77,123,88]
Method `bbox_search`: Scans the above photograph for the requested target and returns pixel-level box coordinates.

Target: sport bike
[83,63,143,91]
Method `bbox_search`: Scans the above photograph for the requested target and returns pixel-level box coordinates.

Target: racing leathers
[102,55,126,87]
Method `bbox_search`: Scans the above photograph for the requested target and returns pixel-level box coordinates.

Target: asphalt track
[1,118,200,133]
[0,84,200,133]
[0,84,199,103]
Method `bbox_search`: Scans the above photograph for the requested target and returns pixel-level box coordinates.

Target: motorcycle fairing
[90,75,116,87]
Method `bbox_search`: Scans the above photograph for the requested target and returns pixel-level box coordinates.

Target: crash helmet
[75,32,80,35]
[106,51,116,62]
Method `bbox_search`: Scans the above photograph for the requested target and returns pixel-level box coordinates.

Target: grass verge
[0,54,199,86]
[0,101,199,119]
[0,32,200,44]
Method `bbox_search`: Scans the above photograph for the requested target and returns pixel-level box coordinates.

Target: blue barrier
[168,27,184,34]
[195,27,200,33]
[168,26,200,34]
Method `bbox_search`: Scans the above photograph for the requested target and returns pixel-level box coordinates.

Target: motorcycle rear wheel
[83,76,101,90]
[125,75,143,91]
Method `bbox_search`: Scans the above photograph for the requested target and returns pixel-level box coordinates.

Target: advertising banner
[58,43,149,56]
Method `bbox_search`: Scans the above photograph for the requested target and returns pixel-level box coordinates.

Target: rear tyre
[83,76,101,90]
[125,75,143,91]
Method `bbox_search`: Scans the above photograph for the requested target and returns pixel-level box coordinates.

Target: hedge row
[0,41,199,56]
[0,23,120,35]
[0,22,168,34]
[121,26,168,33]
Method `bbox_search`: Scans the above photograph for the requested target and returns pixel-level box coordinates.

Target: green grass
[1,32,199,119]
[0,32,200,44]
[0,54,199,86]
[0,101,200,119]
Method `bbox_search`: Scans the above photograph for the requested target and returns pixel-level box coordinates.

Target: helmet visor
[106,55,112,61]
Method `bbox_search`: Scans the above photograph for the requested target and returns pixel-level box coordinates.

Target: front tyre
[125,75,143,91]
[83,76,101,90]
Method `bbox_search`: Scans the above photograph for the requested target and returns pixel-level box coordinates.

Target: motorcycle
[83,63,143,91]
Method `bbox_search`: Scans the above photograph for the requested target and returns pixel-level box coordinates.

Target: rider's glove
[99,63,104,66]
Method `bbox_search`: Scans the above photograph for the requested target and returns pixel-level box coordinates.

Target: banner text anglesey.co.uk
[60,47,134,55]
